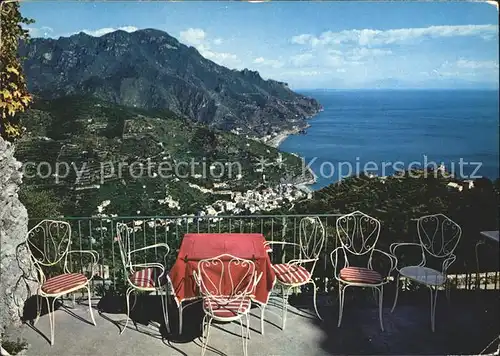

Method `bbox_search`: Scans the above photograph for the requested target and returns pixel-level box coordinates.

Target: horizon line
[295,87,500,91]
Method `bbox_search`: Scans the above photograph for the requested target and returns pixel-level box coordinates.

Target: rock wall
[0,137,37,336]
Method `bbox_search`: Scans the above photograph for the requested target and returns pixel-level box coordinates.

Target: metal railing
[28,214,499,297]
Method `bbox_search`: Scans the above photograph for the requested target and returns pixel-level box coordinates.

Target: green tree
[0,0,34,140]
[18,187,62,225]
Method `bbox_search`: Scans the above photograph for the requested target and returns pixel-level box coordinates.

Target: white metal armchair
[331,211,396,331]
[115,222,171,334]
[193,254,262,356]
[390,213,462,332]
[262,216,325,331]
[26,220,98,345]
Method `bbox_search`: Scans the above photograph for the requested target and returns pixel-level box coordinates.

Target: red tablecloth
[169,233,275,306]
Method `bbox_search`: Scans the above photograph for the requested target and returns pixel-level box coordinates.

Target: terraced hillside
[17,96,313,217]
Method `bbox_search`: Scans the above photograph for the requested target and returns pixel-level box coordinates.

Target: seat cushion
[41,273,88,294]
[339,267,382,284]
[203,297,251,318]
[129,268,167,288]
[272,264,311,285]
[400,266,445,286]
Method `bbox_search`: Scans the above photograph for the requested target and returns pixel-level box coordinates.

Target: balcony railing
[29,214,500,297]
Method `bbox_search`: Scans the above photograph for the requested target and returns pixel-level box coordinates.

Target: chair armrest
[129,243,170,255]
[389,242,424,270]
[131,262,165,270]
[288,258,318,266]
[129,243,170,269]
[442,254,456,274]
[64,250,99,280]
[263,241,301,248]
[192,270,201,287]
[254,271,263,287]
[329,247,344,280]
[389,242,421,255]
[370,249,398,283]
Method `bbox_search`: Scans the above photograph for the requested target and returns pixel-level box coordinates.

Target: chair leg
[160,288,170,334]
[240,315,250,356]
[260,304,266,335]
[87,285,96,326]
[34,295,42,326]
[130,292,137,311]
[281,285,292,330]
[178,303,183,334]
[337,284,346,328]
[46,296,58,345]
[445,281,451,304]
[121,287,134,335]
[378,286,384,332]
[429,286,438,332]
[246,313,251,340]
[391,275,400,313]
[310,279,322,320]
[201,315,212,356]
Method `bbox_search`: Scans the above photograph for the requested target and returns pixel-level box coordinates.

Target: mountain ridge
[20,28,322,136]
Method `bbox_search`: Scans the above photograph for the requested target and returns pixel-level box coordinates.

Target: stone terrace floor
[5,290,499,356]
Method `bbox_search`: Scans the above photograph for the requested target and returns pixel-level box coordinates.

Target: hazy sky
[23,1,499,89]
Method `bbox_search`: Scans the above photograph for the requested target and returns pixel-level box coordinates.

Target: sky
[22,1,499,89]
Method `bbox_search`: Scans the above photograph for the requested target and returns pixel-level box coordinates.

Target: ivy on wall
[0,1,34,141]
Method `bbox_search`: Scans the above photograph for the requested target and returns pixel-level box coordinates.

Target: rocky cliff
[20,29,322,136]
[0,138,37,336]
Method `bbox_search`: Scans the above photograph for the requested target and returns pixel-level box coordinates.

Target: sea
[279,90,500,190]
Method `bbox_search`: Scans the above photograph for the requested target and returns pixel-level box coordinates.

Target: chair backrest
[196,254,256,304]
[416,214,462,258]
[336,211,381,256]
[26,220,71,267]
[26,220,72,284]
[115,222,132,273]
[298,216,325,273]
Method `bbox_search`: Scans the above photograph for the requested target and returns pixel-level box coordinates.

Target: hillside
[292,172,499,243]
[17,96,313,217]
[20,29,321,136]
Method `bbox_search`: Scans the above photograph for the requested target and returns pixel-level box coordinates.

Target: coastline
[264,127,304,148]
[264,107,322,193]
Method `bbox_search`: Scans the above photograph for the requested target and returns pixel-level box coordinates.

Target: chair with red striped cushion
[339,267,382,284]
[26,220,99,345]
[115,222,171,335]
[193,254,262,356]
[330,211,397,331]
[262,216,325,332]
[272,264,311,284]
[202,296,252,318]
[129,267,168,288]
[41,273,89,295]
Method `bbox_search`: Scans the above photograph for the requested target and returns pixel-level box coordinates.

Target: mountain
[20,29,322,136]
[16,96,312,217]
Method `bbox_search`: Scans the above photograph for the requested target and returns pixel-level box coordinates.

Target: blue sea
[279,90,500,190]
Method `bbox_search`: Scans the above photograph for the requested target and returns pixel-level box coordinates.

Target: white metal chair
[193,254,262,356]
[331,211,396,331]
[390,213,462,332]
[262,216,325,332]
[26,220,98,345]
[115,222,171,334]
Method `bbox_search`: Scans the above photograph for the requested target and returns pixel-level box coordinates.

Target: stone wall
[0,137,37,337]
